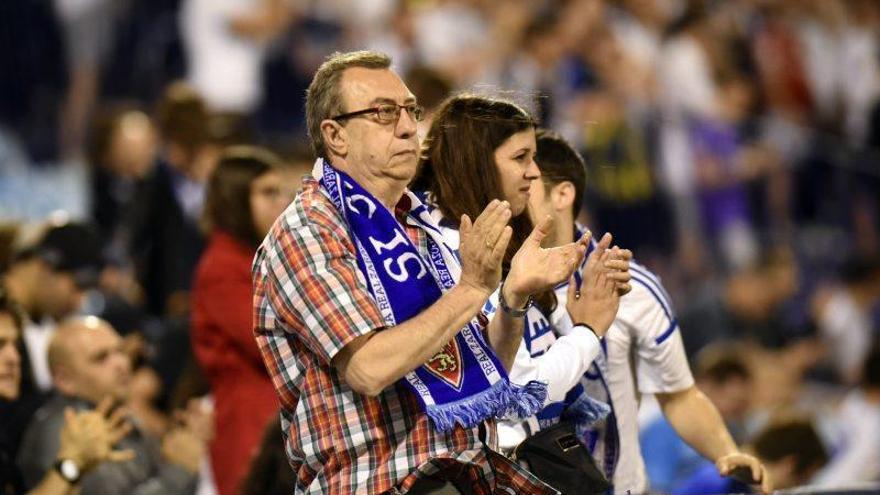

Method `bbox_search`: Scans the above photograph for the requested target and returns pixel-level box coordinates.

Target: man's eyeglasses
[331,103,425,125]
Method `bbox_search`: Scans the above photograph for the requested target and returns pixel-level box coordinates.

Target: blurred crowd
[1,0,879,493]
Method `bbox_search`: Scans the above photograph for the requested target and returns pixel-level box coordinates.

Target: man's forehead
[339,67,415,107]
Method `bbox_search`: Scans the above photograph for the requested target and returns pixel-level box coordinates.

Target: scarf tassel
[426,379,548,432]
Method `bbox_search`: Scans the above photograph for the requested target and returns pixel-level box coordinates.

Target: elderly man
[17,317,206,494]
[528,130,771,494]
[252,50,582,494]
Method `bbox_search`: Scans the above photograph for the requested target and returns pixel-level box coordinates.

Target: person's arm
[333,200,512,395]
[27,470,81,495]
[507,329,600,403]
[657,386,771,494]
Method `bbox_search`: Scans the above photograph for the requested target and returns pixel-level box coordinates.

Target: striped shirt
[252,176,556,494]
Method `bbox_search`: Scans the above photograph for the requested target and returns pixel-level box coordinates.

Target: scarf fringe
[563,391,611,439]
[427,379,548,432]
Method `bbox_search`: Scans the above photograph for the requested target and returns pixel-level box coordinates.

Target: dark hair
[240,413,295,495]
[751,416,828,477]
[204,146,283,246]
[414,95,556,312]
[863,343,880,389]
[694,345,752,384]
[534,129,587,216]
[155,82,211,159]
[0,289,24,335]
[85,103,146,169]
[305,51,392,158]
[404,66,453,113]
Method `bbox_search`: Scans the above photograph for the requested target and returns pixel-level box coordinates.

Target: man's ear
[552,181,576,213]
[321,119,348,158]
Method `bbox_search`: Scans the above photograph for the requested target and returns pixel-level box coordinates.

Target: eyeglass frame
[330,103,425,124]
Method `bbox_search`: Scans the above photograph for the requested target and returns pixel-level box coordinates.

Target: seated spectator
[191,146,294,495]
[1,291,134,495]
[17,316,208,494]
[641,344,754,493]
[812,342,880,485]
[673,416,827,495]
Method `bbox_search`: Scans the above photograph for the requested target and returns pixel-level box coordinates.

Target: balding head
[49,316,131,404]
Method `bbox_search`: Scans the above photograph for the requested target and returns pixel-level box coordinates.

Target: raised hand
[459,199,513,295]
[57,397,135,474]
[503,215,588,302]
[566,233,631,336]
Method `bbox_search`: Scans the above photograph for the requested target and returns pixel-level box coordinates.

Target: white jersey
[552,252,694,494]
[425,205,602,451]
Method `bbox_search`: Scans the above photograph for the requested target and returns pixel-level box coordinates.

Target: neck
[331,158,407,210]
[549,210,576,248]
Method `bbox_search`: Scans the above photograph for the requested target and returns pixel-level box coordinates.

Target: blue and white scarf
[317,160,546,431]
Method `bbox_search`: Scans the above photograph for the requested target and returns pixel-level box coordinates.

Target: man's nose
[395,107,418,139]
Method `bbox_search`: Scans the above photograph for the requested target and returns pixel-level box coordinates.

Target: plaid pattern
[252,176,557,494]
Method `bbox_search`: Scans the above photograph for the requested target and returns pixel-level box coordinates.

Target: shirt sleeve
[259,220,386,364]
[507,326,601,404]
[617,273,694,394]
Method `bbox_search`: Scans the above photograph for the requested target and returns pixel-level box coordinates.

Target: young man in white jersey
[529,130,771,495]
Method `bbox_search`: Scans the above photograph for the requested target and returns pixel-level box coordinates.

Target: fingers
[108,405,128,429]
[749,460,762,488]
[566,275,579,301]
[64,407,76,425]
[95,396,114,417]
[616,283,632,295]
[485,206,512,248]
[526,215,553,246]
[490,226,513,262]
[109,422,133,445]
[760,466,772,494]
[107,449,136,463]
[595,232,613,251]
[460,214,472,235]
[577,230,592,247]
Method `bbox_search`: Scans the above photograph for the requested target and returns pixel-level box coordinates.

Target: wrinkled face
[38,268,86,321]
[63,322,132,404]
[335,68,420,186]
[0,314,21,400]
[493,128,540,216]
[250,170,296,238]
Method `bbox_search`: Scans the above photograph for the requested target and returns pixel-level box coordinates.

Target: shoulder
[619,262,676,320]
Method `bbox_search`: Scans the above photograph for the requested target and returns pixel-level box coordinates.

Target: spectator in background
[812,256,880,384]
[1,293,136,495]
[2,222,104,393]
[181,0,293,114]
[128,81,217,321]
[17,316,208,494]
[86,104,158,245]
[674,416,827,495]
[813,342,880,485]
[677,248,799,357]
[641,344,754,493]
[191,146,294,495]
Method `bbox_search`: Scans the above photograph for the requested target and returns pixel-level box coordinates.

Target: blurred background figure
[191,146,296,495]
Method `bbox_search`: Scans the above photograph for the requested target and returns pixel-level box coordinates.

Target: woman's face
[250,170,295,238]
[493,128,540,216]
[0,314,21,401]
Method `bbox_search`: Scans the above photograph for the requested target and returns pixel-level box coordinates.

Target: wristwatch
[54,458,82,485]
[498,282,532,317]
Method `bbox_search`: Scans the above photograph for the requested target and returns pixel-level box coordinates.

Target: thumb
[526,215,553,246]
[460,214,472,235]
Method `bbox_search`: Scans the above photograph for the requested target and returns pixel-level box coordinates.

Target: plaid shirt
[252,176,557,494]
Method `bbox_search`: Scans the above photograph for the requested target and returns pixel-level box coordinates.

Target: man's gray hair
[305,50,392,158]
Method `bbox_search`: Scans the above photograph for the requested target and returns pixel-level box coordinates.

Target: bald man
[17,317,204,495]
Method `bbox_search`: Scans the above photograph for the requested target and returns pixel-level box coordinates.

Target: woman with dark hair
[191,146,294,495]
[414,94,631,454]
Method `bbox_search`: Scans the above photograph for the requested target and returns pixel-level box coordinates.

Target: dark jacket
[16,393,196,495]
